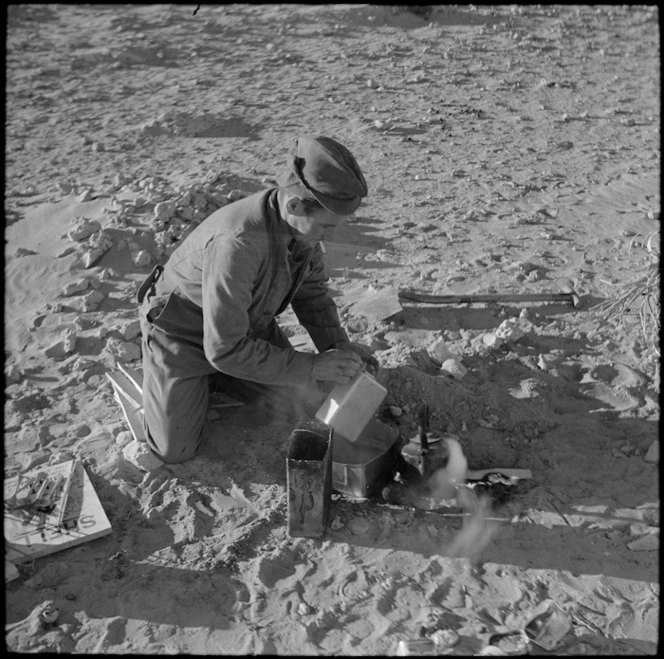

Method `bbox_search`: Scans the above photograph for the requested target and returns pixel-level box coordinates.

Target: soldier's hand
[312,349,362,384]
[334,341,380,377]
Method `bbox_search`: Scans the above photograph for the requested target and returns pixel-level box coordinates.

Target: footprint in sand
[256,548,302,589]
[94,616,127,652]
[337,569,369,604]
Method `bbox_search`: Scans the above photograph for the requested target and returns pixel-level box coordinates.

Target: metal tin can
[524,600,572,651]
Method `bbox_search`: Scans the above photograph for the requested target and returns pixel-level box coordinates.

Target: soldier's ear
[285,195,307,216]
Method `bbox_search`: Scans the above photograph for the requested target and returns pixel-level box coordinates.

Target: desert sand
[4,4,660,655]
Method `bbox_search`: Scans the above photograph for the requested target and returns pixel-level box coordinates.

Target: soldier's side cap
[276,135,368,215]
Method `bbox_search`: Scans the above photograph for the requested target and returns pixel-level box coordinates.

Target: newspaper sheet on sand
[4,459,112,564]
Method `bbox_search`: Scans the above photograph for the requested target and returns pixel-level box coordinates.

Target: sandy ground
[4,4,660,655]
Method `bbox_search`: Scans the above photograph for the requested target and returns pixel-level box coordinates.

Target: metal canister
[524,600,572,651]
[400,403,449,481]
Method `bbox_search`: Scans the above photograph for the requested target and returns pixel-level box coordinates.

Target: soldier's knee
[145,420,205,464]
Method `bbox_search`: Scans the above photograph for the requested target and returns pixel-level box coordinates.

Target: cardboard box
[315,371,387,442]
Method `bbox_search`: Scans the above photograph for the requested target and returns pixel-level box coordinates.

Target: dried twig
[592,231,660,354]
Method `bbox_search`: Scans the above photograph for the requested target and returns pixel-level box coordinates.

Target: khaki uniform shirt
[150,189,349,387]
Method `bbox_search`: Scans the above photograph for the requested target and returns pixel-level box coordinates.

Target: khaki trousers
[139,292,320,464]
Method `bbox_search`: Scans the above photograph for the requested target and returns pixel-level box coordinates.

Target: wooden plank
[4,460,112,563]
[107,377,147,443]
[116,362,143,395]
[399,291,577,306]
[106,371,142,408]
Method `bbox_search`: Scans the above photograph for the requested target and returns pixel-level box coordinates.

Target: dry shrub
[593,230,660,357]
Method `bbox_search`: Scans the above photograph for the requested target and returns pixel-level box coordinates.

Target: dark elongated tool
[398,290,580,307]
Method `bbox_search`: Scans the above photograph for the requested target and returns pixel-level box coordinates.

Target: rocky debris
[154,200,177,222]
[482,333,504,349]
[131,249,152,268]
[642,508,660,527]
[61,278,91,296]
[105,337,141,362]
[72,357,97,371]
[428,336,454,363]
[66,217,101,242]
[62,328,77,354]
[627,533,659,551]
[14,247,38,257]
[643,440,659,463]
[440,358,467,380]
[121,320,141,341]
[79,230,114,268]
[74,289,106,312]
[122,438,163,471]
[140,110,245,138]
[495,318,527,342]
[6,363,23,384]
[45,329,77,358]
[115,430,134,448]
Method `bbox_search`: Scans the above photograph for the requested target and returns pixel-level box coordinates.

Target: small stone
[115,430,134,448]
[122,320,142,341]
[72,357,96,371]
[297,602,313,617]
[77,289,106,312]
[56,246,77,258]
[45,340,67,359]
[122,439,163,471]
[78,189,94,202]
[67,218,101,242]
[628,522,650,537]
[440,358,467,380]
[330,515,344,531]
[644,440,659,464]
[14,247,38,257]
[366,79,378,89]
[6,364,22,384]
[62,328,77,354]
[349,517,371,536]
[132,250,152,268]
[80,249,101,268]
[642,508,660,527]
[428,336,454,364]
[389,405,403,418]
[537,354,554,370]
[483,333,503,349]
[62,278,91,296]
[154,201,176,221]
[627,534,659,551]
[106,337,141,362]
[495,318,526,342]
[432,629,459,649]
